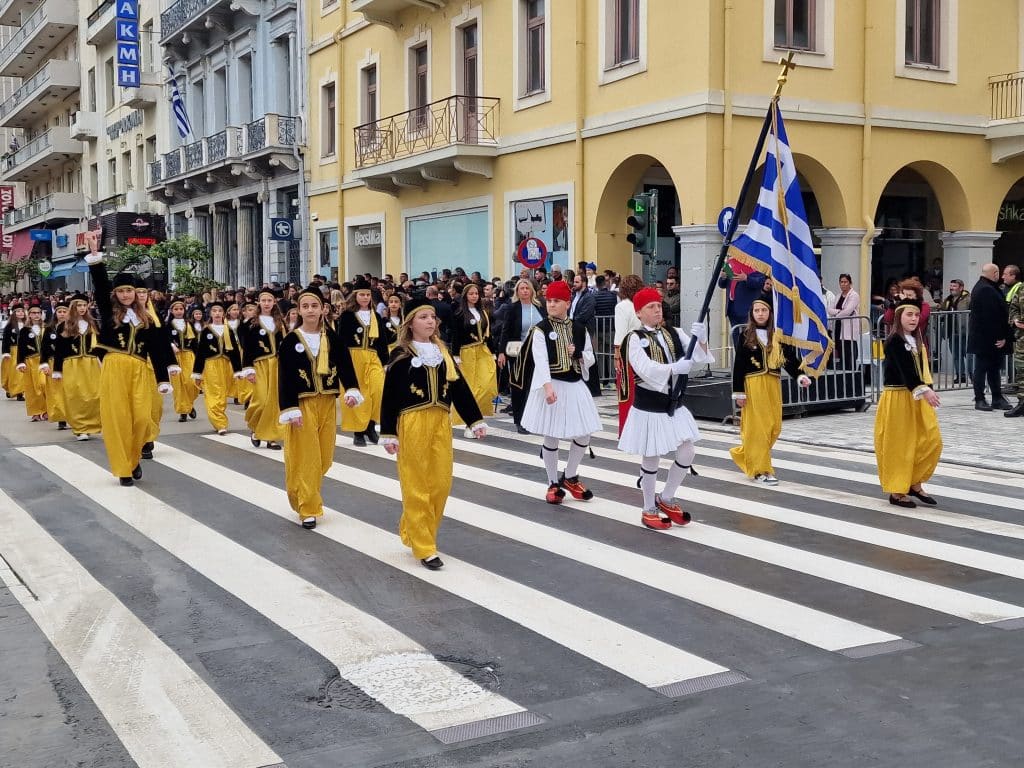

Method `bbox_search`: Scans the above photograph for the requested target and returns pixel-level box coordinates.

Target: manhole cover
[315,653,501,713]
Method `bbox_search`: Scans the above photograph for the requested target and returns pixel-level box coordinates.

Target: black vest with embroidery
[539,317,588,383]
[620,326,686,413]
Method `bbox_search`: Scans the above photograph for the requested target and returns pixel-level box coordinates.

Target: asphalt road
[2,396,1023,768]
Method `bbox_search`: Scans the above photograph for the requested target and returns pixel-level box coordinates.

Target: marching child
[39,301,70,430]
[874,298,943,507]
[239,289,286,449]
[1,303,26,400]
[277,285,362,529]
[166,299,200,422]
[192,301,244,435]
[54,294,102,441]
[617,287,712,530]
[337,280,388,446]
[16,305,49,421]
[381,297,486,570]
[730,298,811,484]
[514,280,602,503]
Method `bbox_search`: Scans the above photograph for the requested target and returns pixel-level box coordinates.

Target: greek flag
[728,103,833,375]
[167,68,193,140]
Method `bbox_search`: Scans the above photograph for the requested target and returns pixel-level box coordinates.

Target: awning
[10,230,33,259]
[47,260,85,279]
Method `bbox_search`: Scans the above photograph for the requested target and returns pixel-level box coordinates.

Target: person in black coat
[569,273,601,395]
[968,263,1012,410]
[497,279,547,432]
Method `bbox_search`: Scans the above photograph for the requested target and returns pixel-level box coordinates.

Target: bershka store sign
[0,185,15,256]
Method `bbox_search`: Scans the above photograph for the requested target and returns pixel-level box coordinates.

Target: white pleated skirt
[522,379,602,439]
[618,404,701,456]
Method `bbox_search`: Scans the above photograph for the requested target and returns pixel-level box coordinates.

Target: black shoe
[132,464,143,480]
[141,441,154,460]
[1005,401,1024,418]
[353,433,367,447]
[501,405,513,414]
[266,441,282,450]
[16,394,23,401]
[178,414,188,422]
[516,425,529,434]
[975,400,993,412]
[908,488,937,505]
[57,421,68,430]
[250,433,261,447]
[301,517,317,529]
[189,408,197,419]
[365,421,379,444]
[421,556,444,570]
[233,398,240,405]
[889,494,916,508]
[119,477,134,486]
[991,398,1013,411]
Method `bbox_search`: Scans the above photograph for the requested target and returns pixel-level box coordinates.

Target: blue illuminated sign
[116,0,140,90]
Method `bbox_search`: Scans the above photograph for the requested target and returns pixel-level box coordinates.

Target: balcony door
[461,23,478,144]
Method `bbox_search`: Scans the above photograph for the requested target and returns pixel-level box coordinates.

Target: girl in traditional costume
[54,294,102,441]
[451,283,497,436]
[337,280,388,446]
[239,289,286,449]
[192,301,243,435]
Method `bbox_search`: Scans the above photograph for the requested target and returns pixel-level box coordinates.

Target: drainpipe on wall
[574,0,585,263]
[721,0,734,354]
[334,7,347,281]
[860,7,873,313]
[288,28,309,284]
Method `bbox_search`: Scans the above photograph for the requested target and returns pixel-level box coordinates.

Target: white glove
[671,357,693,375]
[38,363,50,374]
[157,383,172,395]
[167,365,182,376]
[51,372,62,380]
[690,321,708,344]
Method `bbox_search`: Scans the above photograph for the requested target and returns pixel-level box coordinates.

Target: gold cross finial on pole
[773,51,797,100]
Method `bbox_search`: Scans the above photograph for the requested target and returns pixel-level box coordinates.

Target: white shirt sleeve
[580,330,595,380]
[627,334,672,391]
[613,301,634,346]
[528,329,551,391]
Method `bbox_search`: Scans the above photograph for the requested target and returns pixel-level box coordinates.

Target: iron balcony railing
[990,71,1024,120]
[149,116,300,186]
[0,62,53,121]
[353,95,499,169]
[3,194,73,227]
[87,0,115,26]
[90,192,125,216]
[3,130,53,172]
[0,3,45,66]
[161,0,218,42]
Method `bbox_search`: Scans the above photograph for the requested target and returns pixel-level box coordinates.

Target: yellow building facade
[307,0,1024,327]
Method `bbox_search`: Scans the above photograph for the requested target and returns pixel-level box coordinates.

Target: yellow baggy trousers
[874,389,943,495]
[62,356,102,435]
[283,394,337,520]
[99,353,153,478]
[202,357,234,431]
[245,357,284,442]
[729,373,782,478]
[397,407,455,559]
[340,349,383,432]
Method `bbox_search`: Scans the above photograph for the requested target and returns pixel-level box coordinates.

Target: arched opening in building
[594,154,682,281]
[994,177,1024,270]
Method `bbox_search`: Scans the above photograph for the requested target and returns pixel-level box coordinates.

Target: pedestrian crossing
[4,412,1024,767]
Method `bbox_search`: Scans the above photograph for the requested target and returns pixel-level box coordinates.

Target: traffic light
[626,193,654,256]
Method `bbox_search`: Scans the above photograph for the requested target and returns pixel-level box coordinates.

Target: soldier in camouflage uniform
[1007,284,1024,417]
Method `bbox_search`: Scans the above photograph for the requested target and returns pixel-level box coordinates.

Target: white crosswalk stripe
[8,415,1024,762]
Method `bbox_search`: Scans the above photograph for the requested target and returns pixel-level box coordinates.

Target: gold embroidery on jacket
[298,369,311,388]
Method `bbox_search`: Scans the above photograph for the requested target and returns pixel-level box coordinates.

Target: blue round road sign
[717,207,736,238]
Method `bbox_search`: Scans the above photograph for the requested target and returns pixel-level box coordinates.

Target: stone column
[236,200,255,288]
[939,231,1002,287]
[211,205,229,285]
[672,224,729,352]
[814,227,874,314]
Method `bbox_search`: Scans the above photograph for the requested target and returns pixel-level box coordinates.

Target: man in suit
[968,263,1012,411]
[569,272,600,394]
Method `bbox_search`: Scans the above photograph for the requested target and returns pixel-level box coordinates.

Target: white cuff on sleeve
[731,392,745,400]
[167,365,182,376]
[233,370,248,379]
[279,408,301,424]
[344,388,364,406]
[240,367,256,378]
[379,436,398,447]
[191,373,203,380]
[84,253,104,265]
[51,372,62,380]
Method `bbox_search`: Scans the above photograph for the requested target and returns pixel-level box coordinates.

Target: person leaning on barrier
[938,279,971,384]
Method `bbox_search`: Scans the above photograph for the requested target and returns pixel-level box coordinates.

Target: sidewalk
[591,387,1023,475]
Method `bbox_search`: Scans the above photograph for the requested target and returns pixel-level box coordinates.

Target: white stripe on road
[484,425,1024,542]
[340,438,1024,626]
[0,489,281,768]
[330,438,900,650]
[443,435,1024,582]
[183,436,733,689]
[19,447,525,735]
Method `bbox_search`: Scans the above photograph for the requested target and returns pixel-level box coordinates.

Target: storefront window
[407,209,489,278]
[512,196,569,272]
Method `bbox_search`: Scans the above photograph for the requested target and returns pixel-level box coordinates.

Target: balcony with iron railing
[0,0,79,79]
[1,127,85,183]
[352,95,499,194]
[86,0,116,45]
[986,71,1024,163]
[2,192,84,233]
[148,114,301,190]
[0,59,80,129]
[350,0,443,27]
[160,0,261,46]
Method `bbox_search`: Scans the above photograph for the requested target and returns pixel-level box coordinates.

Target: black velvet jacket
[379,347,483,439]
[731,334,803,394]
[193,325,243,376]
[238,319,284,367]
[277,327,360,412]
[882,335,930,392]
[336,310,389,364]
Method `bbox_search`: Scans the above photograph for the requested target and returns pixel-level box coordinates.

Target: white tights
[640,440,696,511]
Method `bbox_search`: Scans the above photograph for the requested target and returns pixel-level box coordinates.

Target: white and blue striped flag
[728,102,833,375]
[167,68,193,140]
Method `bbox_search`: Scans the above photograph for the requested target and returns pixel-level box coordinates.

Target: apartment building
[308,0,1024,342]
[0,0,84,287]
[147,0,306,288]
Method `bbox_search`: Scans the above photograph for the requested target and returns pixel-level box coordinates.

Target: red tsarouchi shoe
[656,495,691,526]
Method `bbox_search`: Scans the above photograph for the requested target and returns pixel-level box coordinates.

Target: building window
[906,0,939,66]
[613,0,639,65]
[322,0,338,9]
[411,44,429,130]
[774,0,815,51]
[104,58,115,111]
[321,82,336,157]
[89,163,98,201]
[123,151,133,191]
[87,68,96,112]
[108,158,117,195]
[525,0,545,94]
[362,65,378,124]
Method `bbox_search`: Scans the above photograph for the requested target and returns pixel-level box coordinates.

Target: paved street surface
[1,390,1023,768]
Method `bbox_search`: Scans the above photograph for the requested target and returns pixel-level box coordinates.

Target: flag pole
[672,52,796,400]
